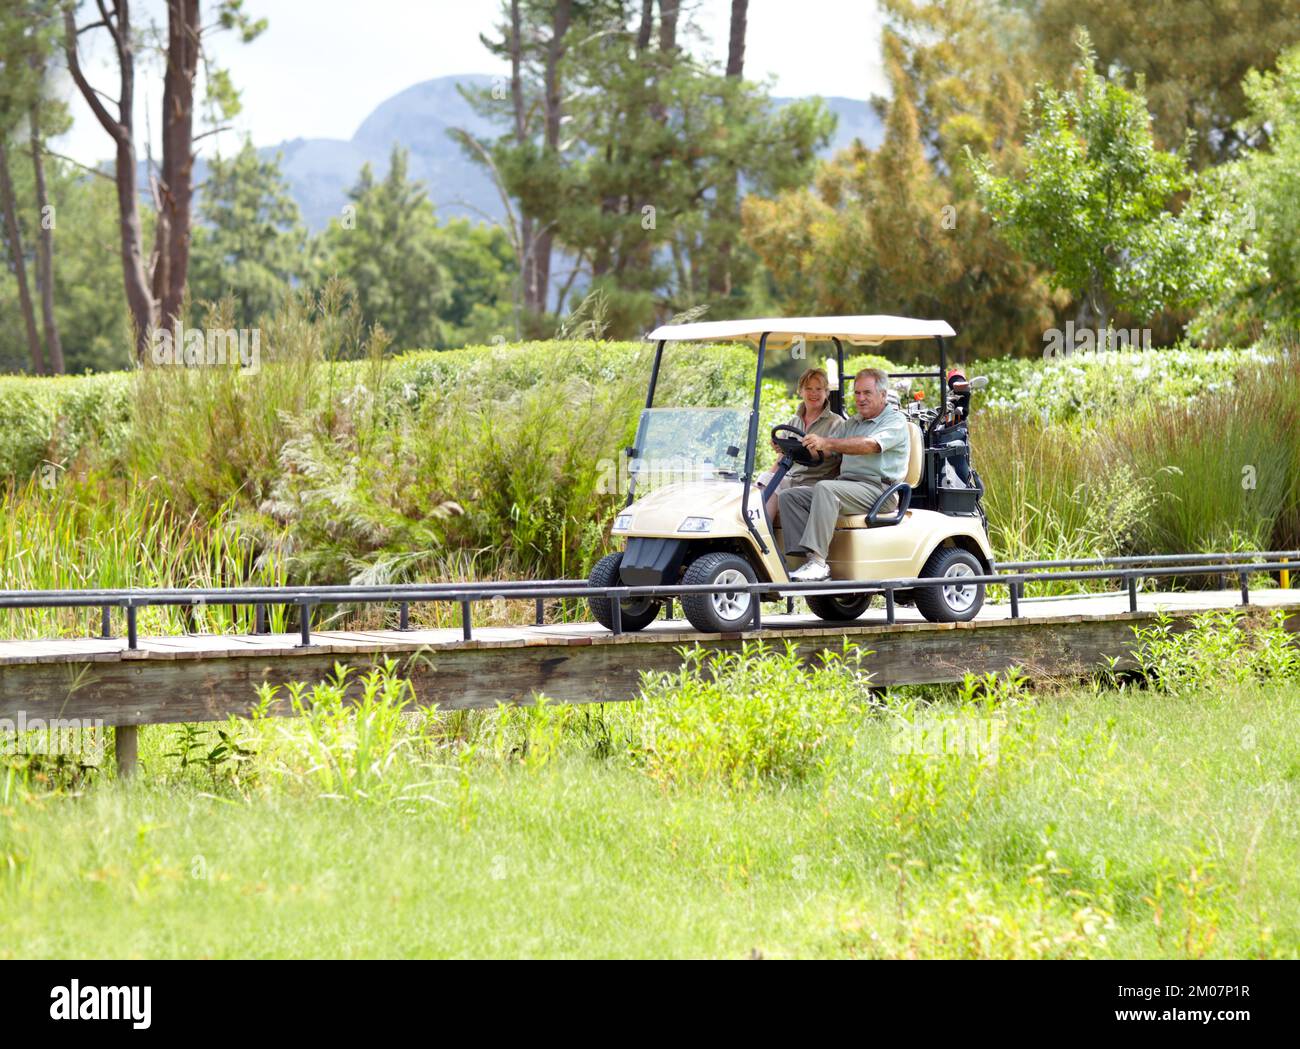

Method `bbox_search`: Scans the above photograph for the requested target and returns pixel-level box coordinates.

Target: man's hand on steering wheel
[771,424,824,466]
[801,433,832,455]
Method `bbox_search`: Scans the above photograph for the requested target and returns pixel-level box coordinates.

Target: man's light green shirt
[839,407,909,485]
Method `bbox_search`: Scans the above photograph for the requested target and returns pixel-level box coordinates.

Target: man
[777,367,910,582]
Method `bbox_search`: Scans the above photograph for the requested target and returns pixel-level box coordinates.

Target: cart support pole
[740,332,771,555]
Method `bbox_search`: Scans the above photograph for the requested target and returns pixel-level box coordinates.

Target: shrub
[1132,608,1300,694]
[629,640,874,789]
[253,660,422,803]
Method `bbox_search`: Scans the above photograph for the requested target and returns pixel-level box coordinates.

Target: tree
[433,218,517,347]
[459,0,575,327]
[317,148,454,350]
[28,27,65,374]
[0,4,46,372]
[969,32,1255,328]
[744,2,1059,356]
[707,0,749,299]
[64,0,265,360]
[0,159,139,374]
[1193,44,1300,341]
[188,139,308,327]
[1028,0,1300,168]
[462,1,831,337]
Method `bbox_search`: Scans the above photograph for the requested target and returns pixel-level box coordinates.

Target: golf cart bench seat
[835,512,893,529]
[831,420,924,529]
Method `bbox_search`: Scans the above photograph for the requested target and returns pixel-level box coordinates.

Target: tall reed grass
[1,292,1295,636]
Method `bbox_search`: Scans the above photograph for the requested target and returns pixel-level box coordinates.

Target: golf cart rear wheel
[587,552,662,632]
[914,547,984,623]
[806,592,874,622]
[681,553,757,633]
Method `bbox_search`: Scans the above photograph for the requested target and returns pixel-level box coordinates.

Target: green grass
[3,635,1297,959]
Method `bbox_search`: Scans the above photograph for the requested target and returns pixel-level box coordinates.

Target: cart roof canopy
[646,315,956,349]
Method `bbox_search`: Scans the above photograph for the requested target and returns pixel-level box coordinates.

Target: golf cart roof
[646,315,956,349]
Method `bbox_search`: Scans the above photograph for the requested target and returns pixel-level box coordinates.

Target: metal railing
[0,551,1296,650]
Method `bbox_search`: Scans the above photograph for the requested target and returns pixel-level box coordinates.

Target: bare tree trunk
[533,0,572,315]
[658,0,678,52]
[0,135,45,374]
[709,0,749,300]
[29,90,64,374]
[152,0,200,335]
[65,1,155,362]
[726,0,748,78]
[506,0,536,326]
[636,0,654,53]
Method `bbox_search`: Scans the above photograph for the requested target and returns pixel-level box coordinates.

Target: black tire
[914,546,985,623]
[587,552,662,632]
[806,592,874,622]
[680,552,758,633]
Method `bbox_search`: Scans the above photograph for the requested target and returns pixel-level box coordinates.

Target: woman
[759,366,844,522]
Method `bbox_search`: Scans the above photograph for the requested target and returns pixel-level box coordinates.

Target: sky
[53,0,887,165]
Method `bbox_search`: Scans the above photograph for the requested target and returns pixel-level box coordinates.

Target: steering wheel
[771,424,824,467]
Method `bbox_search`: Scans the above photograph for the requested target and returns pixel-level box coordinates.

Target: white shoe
[790,559,830,582]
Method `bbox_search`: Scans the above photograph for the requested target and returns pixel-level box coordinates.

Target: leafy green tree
[1193,44,1300,341]
[317,147,453,350]
[744,3,1060,357]
[1028,0,1300,168]
[434,217,516,346]
[0,2,49,372]
[188,139,308,327]
[0,160,139,374]
[463,0,832,338]
[969,32,1256,328]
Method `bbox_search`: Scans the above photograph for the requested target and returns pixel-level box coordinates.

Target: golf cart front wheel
[681,553,758,633]
[806,592,874,622]
[914,547,985,623]
[587,552,662,632]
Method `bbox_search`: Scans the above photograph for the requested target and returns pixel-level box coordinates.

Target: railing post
[126,604,138,651]
[1240,572,1250,606]
[100,604,112,639]
[885,588,896,625]
[1008,580,1019,619]
[255,602,267,634]
[298,601,313,647]
[461,599,473,641]
[750,592,762,631]
[399,601,410,631]
[535,598,545,626]
[1127,575,1138,613]
[610,592,623,635]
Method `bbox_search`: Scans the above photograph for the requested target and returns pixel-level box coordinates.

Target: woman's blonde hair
[797,367,831,394]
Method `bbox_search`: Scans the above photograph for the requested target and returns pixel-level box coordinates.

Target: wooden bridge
[3,584,1298,773]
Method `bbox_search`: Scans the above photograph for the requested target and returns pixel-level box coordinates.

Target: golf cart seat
[834,421,923,529]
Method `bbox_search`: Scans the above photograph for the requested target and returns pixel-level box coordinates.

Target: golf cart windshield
[631,407,748,489]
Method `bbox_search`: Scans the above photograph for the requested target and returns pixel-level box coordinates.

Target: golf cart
[587,316,993,634]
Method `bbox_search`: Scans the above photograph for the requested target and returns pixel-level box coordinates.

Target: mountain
[248,75,883,232]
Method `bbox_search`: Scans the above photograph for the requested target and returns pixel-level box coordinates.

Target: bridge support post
[115,725,138,778]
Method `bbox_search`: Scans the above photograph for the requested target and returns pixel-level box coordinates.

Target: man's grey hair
[854,367,888,392]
